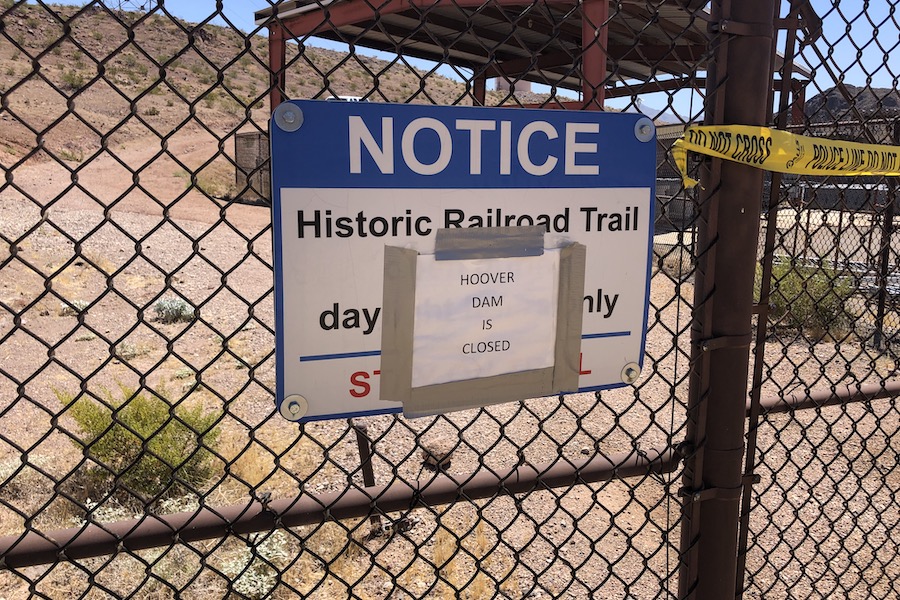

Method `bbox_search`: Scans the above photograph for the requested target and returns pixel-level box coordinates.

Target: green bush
[758,261,854,338]
[153,296,194,323]
[61,386,220,500]
[61,70,85,90]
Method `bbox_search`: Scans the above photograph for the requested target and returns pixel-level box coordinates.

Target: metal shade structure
[257,0,814,113]
[255,0,724,110]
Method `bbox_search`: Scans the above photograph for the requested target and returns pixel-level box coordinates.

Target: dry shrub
[208,422,329,514]
[762,262,854,339]
[59,385,221,502]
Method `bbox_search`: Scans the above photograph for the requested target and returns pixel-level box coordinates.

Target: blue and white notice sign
[271,100,656,422]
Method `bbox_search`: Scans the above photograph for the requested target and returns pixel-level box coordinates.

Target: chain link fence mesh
[0,0,897,598]
[743,1,900,597]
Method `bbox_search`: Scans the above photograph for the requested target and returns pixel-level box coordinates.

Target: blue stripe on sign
[297,406,402,422]
[300,350,382,362]
[582,331,631,339]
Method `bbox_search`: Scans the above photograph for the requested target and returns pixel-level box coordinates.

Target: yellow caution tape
[672,125,900,188]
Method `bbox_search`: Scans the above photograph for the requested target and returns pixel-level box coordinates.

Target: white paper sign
[411,251,561,387]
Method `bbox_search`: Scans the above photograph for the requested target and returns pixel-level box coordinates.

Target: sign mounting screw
[280,394,308,421]
[621,362,641,384]
[634,117,654,142]
[274,103,304,132]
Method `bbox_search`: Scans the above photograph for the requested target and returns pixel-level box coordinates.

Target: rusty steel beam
[619,1,708,45]
[789,78,807,125]
[353,19,502,63]
[421,9,548,55]
[273,0,577,39]
[736,8,802,596]
[472,72,487,105]
[873,122,900,349]
[483,52,576,79]
[268,23,287,111]
[484,45,707,81]
[518,100,595,110]
[613,44,708,63]
[581,0,609,108]
[606,76,705,98]
[0,447,677,569]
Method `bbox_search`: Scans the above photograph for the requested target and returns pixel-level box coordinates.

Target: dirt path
[3,124,271,233]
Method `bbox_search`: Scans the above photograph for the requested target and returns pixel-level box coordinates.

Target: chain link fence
[741,2,900,596]
[0,1,897,598]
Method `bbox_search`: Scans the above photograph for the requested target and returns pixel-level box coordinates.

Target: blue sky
[801,0,899,92]
[27,1,900,120]
[106,0,273,33]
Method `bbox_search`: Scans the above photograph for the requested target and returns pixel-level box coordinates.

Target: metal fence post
[268,21,287,111]
[349,419,382,528]
[873,122,900,349]
[678,1,777,598]
[581,0,608,109]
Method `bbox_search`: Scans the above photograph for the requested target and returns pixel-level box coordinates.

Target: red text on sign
[579,353,592,375]
[350,369,381,398]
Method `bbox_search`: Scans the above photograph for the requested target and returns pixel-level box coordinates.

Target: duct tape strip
[435,225,545,260]
[672,125,900,188]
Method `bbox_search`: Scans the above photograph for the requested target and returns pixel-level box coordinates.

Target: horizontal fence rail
[0,447,679,568]
[4,380,898,569]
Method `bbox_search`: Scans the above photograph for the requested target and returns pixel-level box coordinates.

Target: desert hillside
[0,1,556,195]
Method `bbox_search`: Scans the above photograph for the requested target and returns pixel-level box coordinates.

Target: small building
[234,131,270,204]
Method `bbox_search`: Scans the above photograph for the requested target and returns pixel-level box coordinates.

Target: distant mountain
[805,85,900,122]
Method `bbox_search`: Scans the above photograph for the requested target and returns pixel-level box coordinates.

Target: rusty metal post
[790,79,806,125]
[349,420,378,488]
[873,122,900,349]
[581,0,608,109]
[473,72,487,106]
[678,0,776,598]
[268,22,287,111]
[836,202,846,266]
[349,419,382,527]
